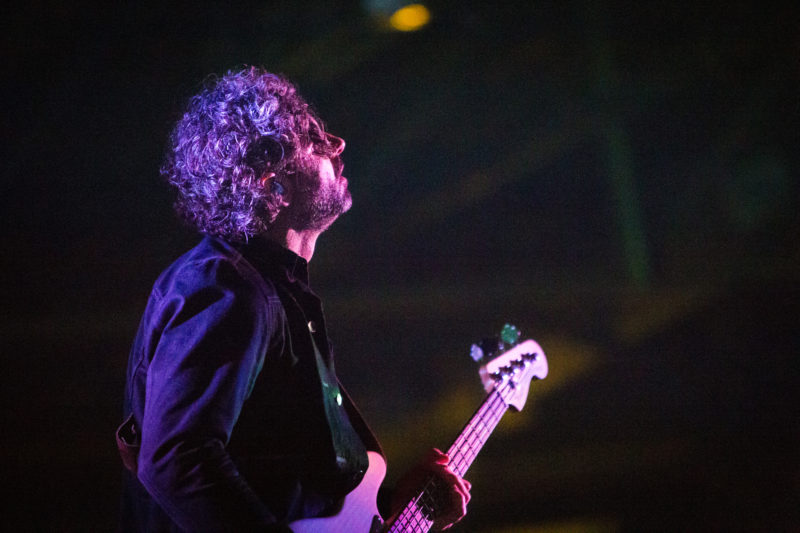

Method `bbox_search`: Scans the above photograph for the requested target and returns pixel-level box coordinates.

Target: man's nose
[328,134,345,156]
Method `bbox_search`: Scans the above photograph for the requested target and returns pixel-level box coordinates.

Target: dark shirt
[121,236,379,532]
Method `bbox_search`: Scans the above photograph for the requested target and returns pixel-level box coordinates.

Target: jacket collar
[235,236,310,286]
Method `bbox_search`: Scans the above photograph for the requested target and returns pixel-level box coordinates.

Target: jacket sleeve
[136,256,288,531]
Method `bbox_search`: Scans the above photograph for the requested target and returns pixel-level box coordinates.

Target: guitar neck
[447,388,509,476]
[387,387,510,532]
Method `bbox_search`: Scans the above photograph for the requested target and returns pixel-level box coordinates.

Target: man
[118,67,470,532]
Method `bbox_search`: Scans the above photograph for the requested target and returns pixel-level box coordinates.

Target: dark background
[3,1,798,530]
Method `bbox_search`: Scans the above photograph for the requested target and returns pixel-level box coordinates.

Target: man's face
[289,134,352,231]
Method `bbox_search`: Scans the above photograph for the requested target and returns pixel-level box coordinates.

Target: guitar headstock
[479,339,548,411]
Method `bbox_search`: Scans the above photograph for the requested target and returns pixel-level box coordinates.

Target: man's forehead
[307,116,326,138]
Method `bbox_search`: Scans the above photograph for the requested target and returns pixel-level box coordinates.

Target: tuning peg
[471,325,521,362]
[469,344,484,362]
[500,324,521,346]
[471,336,504,362]
[490,364,518,384]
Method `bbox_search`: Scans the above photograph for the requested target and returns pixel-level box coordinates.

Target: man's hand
[390,448,472,531]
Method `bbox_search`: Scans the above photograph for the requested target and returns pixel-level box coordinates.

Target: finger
[437,467,470,503]
[428,448,449,465]
[431,463,469,494]
[434,471,470,519]
[460,478,471,502]
[450,476,471,505]
[433,487,468,530]
[458,477,470,500]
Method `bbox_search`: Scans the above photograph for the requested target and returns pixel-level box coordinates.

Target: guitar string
[394,497,431,532]
[391,379,515,532]
[395,384,510,532]
[466,389,507,465]
[394,381,513,532]
[450,383,510,475]
[453,400,504,477]
[451,390,501,464]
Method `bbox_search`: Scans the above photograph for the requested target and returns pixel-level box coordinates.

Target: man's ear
[270,179,285,196]
[259,173,290,206]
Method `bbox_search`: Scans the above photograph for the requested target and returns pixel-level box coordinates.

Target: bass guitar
[290,337,548,532]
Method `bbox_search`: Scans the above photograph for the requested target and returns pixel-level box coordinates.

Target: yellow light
[389,4,431,32]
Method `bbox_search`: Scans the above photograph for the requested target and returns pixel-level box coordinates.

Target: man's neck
[282,228,322,262]
[262,222,323,262]
[265,211,338,262]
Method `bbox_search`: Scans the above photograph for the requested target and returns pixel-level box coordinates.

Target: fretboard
[387,386,511,532]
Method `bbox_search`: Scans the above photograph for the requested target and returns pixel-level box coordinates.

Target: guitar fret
[447,387,510,477]
[390,483,436,533]
[399,499,432,533]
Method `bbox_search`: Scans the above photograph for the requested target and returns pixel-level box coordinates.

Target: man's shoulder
[153,235,280,303]
[177,234,242,266]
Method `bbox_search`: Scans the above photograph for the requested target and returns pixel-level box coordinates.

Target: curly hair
[161,67,339,242]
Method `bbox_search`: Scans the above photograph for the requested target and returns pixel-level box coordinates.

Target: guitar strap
[338,383,383,458]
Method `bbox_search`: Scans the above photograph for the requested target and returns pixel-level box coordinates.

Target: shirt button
[307,321,316,333]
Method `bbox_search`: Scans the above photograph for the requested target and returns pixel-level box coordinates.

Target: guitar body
[289,451,386,533]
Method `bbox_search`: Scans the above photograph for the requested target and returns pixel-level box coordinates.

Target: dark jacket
[119,236,380,532]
